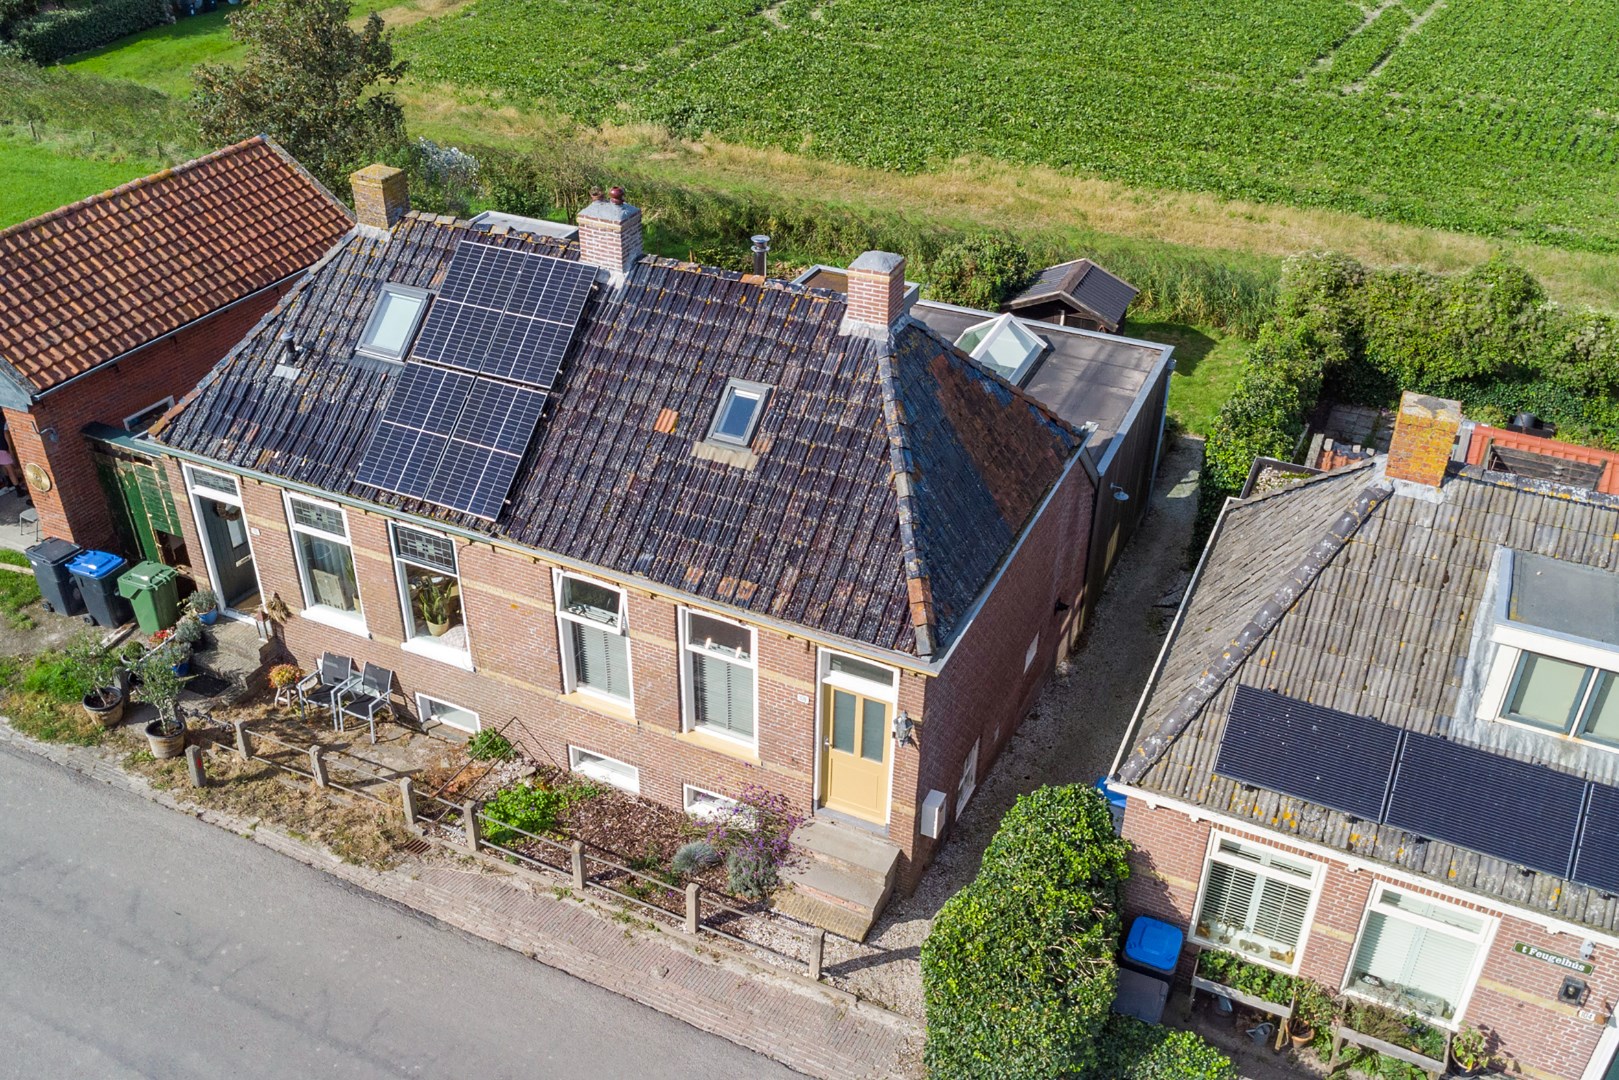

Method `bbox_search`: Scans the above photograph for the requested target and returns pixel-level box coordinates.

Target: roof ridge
[875,347,938,657]
[1117,478,1393,784]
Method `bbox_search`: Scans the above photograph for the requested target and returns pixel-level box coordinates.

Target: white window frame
[1189,833,1324,975]
[706,378,771,447]
[355,282,431,361]
[284,491,367,634]
[682,784,741,823]
[391,522,471,669]
[956,739,979,815]
[554,570,633,709]
[1024,634,1040,673]
[1342,882,1496,1027]
[679,607,758,747]
[1482,642,1619,751]
[1581,1023,1619,1080]
[182,464,262,622]
[568,746,639,794]
[415,693,480,734]
[123,396,174,432]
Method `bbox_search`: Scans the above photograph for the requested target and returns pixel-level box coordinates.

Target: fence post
[309,746,328,788]
[571,840,586,891]
[184,744,206,788]
[462,800,479,853]
[398,777,416,830]
[808,928,825,982]
[234,719,253,761]
[685,883,700,936]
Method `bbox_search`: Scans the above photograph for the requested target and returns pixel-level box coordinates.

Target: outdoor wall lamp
[892,710,914,747]
[1110,483,1130,502]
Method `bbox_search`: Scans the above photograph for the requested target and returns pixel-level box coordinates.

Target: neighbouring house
[793,266,1173,636]
[1111,393,1619,1080]
[0,137,351,556]
[145,170,1103,937]
[1003,258,1139,334]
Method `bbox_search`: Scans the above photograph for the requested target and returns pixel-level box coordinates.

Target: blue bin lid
[67,550,127,580]
[1095,776,1127,809]
[1124,916,1184,974]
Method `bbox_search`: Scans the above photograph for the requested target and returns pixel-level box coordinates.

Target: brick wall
[4,286,289,551]
[1122,799,1617,1079]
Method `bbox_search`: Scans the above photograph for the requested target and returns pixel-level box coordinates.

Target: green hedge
[1095,1015,1237,1080]
[9,0,171,65]
[921,786,1131,1079]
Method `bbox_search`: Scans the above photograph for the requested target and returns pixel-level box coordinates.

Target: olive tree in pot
[135,650,191,759]
[68,635,126,727]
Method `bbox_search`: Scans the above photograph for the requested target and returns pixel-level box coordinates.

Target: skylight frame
[355,282,433,362]
[707,378,772,447]
[953,312,1048,386]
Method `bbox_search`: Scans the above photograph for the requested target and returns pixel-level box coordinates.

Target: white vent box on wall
[921,789,948,839]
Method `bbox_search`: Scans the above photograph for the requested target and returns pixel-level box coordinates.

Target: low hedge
[8,0,171,65]
[1096,1015,1237,1080]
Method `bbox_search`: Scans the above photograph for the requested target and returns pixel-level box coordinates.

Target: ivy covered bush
[1095,1015,1237,1080]
[921,785,1130,1079]
[7,0,171,64]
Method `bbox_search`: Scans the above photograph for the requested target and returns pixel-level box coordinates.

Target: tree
[192,0,407,194]
[925,234,1033,310]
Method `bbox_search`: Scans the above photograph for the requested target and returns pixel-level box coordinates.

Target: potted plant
[1450,1024,1493,1076]
[68,635,126,728]
[415,576,457,637]
[187,586,220,626]
[155,638,193,677]
[268,662,303,708]
[1289,977,1334,1049]
[134,652,189,759]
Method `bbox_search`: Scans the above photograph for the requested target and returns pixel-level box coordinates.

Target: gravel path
[823,436,1206,1019]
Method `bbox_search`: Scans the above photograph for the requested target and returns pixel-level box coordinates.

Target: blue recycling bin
[1123,915,1184,979]
[67,549,132,628]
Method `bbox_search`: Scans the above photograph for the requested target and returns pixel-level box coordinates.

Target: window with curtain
[1348,887,1487,1021]
[288,496,362,619]
[1501,650,1619,748]
[556,573,630,704]
[683,610,756,740]
[1193,838,1319,969]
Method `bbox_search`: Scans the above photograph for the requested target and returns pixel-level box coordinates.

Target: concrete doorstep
[0,718,921,1080]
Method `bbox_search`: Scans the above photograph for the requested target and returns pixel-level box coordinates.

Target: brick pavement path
[0,720,920,1080]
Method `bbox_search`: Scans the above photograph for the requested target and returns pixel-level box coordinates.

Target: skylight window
[953,312,1048,386]
[356,283,430,360]
[707,379,771,446]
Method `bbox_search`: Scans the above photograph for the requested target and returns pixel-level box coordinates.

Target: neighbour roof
[1116,460,1619,932]
[0,137,351,395]
[157,215,1082,657]
[1007,259,1139,329]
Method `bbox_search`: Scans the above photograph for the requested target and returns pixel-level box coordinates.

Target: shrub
[466,729,514,762]
[671,839,722,875]
[924,234,1033,310]
[922,786,1130,1079]
[724,845,779,901]
[479,780,593,844]
[9,0,171,65]
[1092,1015,1237,1080]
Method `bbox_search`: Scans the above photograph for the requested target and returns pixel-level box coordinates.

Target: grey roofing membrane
[1509,551,1619,647]
[1120,460,1619,933]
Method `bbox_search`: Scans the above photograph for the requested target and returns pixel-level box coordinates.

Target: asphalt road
[0,742,801,1079]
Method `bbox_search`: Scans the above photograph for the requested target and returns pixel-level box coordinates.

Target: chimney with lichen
[349,164,409,231]
[577,186,643,275]
[1386,391,1463,488]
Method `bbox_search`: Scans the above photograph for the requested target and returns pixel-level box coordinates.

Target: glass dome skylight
[954,312,1048,385]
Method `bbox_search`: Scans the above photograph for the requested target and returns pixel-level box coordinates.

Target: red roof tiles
[0,137,351,393]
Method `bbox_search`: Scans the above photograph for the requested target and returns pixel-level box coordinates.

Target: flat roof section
[1510,551,1619,647]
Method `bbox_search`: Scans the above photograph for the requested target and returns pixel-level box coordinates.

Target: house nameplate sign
[1512,942,1593,975]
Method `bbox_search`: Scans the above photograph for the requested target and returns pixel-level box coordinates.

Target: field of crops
[398,0,1619,253]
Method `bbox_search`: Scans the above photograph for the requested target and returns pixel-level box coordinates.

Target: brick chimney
[350,163,409,231]
[842,251,909,336]
[1386,391,1463,488]
[577,186,643,276]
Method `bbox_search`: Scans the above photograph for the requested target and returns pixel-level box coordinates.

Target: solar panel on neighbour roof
[1214,685,1402,821]
[1385,733,1586,878]
[1573,782,1619,894]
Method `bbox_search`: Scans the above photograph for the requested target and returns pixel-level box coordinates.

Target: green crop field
[397,0,1619,254]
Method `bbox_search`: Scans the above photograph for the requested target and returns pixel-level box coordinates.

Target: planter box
[1188,972,1294,1021]
[1329,1025,1449,1080]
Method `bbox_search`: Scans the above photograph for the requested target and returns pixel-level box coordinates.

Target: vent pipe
[751,234,770,277]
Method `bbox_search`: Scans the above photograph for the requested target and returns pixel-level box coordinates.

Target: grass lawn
[1125,317,1248,437]
[0,549,41,630]
[64,10,243,98]
[0,136,156,228]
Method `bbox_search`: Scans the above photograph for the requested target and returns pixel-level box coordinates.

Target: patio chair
[297,652,356,729]
[337,662,395,744]
[18,506,38,542]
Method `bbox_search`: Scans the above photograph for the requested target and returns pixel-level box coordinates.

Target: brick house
[148,171,1099,934]
[0,137,350,554]
[1111,393,1619,1078]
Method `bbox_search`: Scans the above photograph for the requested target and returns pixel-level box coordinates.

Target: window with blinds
[1348,887,1486,1021]
[684,610,757,740]
[556,573,631,705]
[1193,838,1319,970]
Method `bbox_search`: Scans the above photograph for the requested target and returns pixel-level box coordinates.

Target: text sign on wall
[1513,942,1594,975]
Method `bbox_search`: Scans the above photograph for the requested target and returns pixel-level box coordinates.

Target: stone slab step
[792,818,901,885]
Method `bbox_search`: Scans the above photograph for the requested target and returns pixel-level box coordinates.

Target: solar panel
[1215,686,1402,821]
[421,382,548,520]
[1385,733,1586,877]
[1573,782,1619,893]
[354,365,474,498]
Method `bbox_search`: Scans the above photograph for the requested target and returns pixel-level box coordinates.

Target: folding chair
[337,662,395,744]
[297,652,356,729]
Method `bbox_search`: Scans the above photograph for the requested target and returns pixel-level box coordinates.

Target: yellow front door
[821,686,890,822]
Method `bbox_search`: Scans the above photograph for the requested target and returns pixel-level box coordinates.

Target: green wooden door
[92,449,180,564]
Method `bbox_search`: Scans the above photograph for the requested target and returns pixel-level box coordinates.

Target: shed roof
[1006,258,1139,330]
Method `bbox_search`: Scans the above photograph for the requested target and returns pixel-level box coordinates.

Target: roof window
[356,283,430,361]
[707,379,771,447]
[954,312,1047,385]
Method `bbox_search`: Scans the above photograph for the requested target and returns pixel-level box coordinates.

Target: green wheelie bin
[117,561,181,636]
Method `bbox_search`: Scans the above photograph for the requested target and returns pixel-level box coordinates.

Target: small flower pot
[426,618,450,637]
[144,718,186,760]
[1289,1023,1315,1048]
[82,687,125,728]
[198,609,219,626]
[171,659,191,677]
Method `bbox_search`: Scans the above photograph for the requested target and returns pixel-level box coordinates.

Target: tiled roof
[1118,461,1619,932]
[157,215,1082,656]
[0,137,351,394]
[1008,259,1139,330]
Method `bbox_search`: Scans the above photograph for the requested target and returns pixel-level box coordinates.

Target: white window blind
[1349,888,1485,1020]
[1194,839,1317,968]
[684,611,755,739]
[570,621,630,700]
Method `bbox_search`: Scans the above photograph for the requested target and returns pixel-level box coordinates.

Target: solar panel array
[1215,687,1619,893]
[355,240,595,520]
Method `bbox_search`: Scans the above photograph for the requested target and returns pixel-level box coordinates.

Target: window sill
[559,690,635,725]
[300,605,370,639]
[400,635,474,671]
[1187,933,1301,976]
[676,726,760,762]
